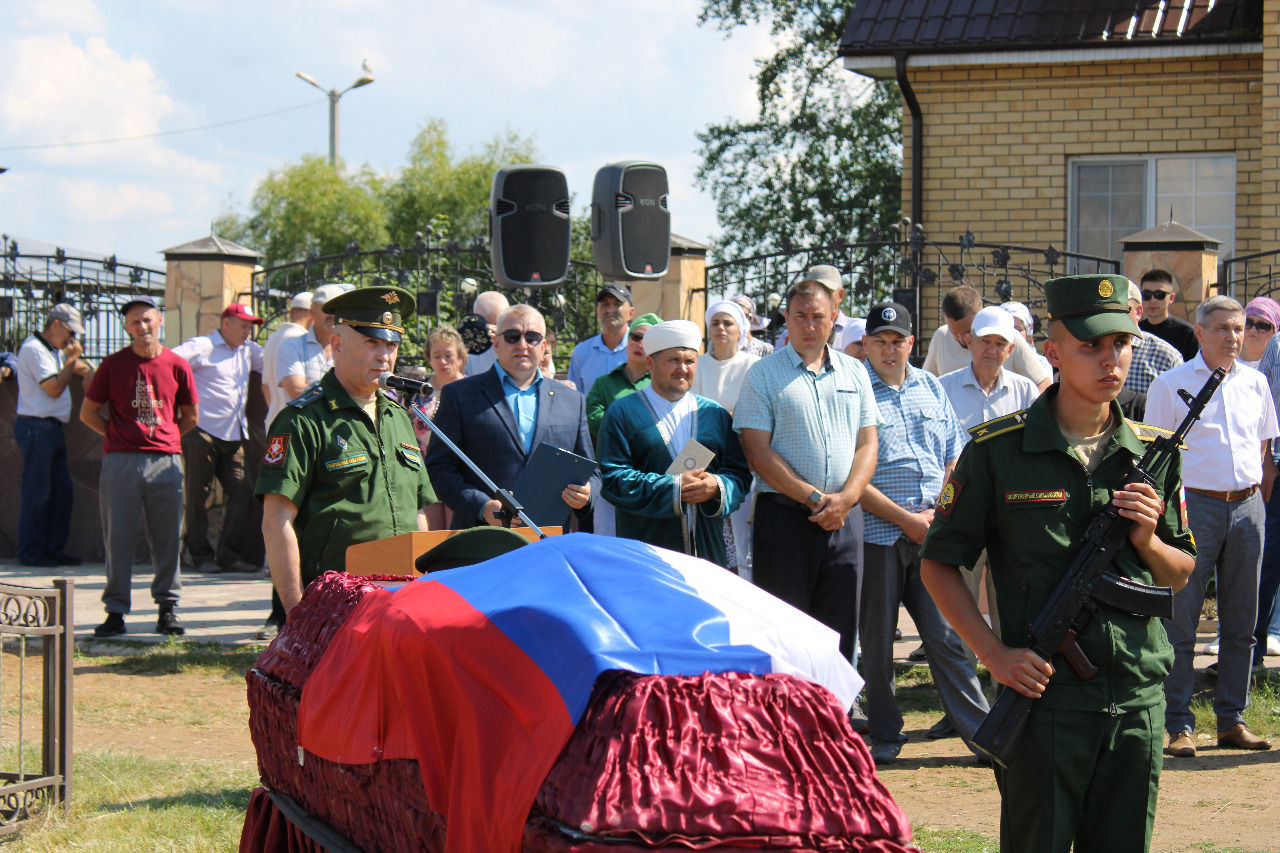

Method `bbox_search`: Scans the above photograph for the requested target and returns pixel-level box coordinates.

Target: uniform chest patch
[264,435,289,466]
[325,452,370,473]
[936,474,962,518]
[1005,488,1067,505]
[335,434,348,450]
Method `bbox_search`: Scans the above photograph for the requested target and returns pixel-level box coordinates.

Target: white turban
[643,319,702,356]
[999,301,1033,333]
[704,300,750,351]
[847,317,867,342]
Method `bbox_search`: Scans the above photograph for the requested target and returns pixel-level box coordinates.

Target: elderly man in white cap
[938,306,1041,433]
[260,291,315,430]
[596,320,752,568]
[273,282,354,415]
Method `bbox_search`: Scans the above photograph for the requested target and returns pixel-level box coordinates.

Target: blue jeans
[1164,490,1264,734]
[13,416,73,562]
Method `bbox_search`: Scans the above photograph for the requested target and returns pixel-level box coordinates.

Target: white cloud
[15,0,108,34]
[57,177,174,223]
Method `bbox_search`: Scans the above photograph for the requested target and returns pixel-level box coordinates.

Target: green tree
[695,1,902,260]
[383,119,538,244]
[214,155,390,267]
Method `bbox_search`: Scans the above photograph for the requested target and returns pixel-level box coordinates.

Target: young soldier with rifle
[920,274,1198,853]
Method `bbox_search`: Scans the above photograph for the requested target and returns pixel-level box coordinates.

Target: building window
[1068,154,1235,264]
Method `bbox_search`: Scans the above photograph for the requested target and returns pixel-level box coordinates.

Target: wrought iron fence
[250,231,608,365]
[704,229,1120,352]
[1220,249,1280,302]
[1,235,166,360]
[0,579,73,836]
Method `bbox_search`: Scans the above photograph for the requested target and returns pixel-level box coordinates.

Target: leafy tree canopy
[696,0,902,261]
[215,119,538,268]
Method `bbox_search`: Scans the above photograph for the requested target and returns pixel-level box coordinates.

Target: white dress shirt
[937,364,1041,434]
[1146,354,1280,491]
[171,330,264,441]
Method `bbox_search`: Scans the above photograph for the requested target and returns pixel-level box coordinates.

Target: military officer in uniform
[919,274,1196,853]
[257,286,437,614]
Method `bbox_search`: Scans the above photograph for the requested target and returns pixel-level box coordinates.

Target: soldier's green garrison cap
[1044,274,1140,342]
[324,285,416,342]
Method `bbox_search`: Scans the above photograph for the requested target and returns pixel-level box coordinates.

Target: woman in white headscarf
[691,299,760,413]
[691,299,760,574]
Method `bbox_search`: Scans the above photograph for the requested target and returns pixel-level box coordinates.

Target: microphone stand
[405,399,547,539]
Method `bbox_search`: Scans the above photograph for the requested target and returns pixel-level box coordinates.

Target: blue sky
[0,0,772,268]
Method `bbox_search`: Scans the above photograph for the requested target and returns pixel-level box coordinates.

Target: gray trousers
[1164,489,1264,734]
[861,536,990,748]
[100,452,184,614]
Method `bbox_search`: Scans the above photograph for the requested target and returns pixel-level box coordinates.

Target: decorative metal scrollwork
[0,593,52,629]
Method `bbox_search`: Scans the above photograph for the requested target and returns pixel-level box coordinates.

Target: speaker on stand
[591,161,670,280]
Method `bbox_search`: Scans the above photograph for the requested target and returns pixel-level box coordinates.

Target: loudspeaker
[591,161,670,280]
[489,165,571,288]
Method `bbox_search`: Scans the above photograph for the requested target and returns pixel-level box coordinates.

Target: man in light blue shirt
[735,269,879,662]
[938,307,1041,433]
[858,301,990,765]
[567,284,634,392]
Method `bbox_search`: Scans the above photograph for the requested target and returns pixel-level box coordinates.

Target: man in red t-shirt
[80,295,199,637]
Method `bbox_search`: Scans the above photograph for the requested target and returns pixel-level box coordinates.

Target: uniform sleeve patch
[936,473,963,518]
[264,435,289,466]
[1004,488,1067,505]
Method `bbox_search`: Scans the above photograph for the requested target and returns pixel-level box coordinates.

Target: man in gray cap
[260,290,315,429]
[14,303,93,566]
[273,282,354,417]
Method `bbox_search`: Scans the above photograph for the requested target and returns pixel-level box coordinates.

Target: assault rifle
[971,366,1225,767]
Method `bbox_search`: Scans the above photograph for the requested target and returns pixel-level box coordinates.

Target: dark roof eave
[838,34,1256,59]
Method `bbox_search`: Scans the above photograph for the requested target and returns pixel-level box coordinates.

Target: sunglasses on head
[1246,317,1275,332]
[500,329,544,346]
[628,330,646,342]
[1141,289,1171,301]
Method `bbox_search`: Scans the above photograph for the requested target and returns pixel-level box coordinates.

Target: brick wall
[902,52,1262,333]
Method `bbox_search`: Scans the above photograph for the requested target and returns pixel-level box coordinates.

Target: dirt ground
[7,653,1277,852]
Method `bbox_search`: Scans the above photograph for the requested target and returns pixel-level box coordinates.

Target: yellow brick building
[840,0,1270,327]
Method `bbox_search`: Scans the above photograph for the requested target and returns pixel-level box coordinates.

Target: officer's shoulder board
[287,381,325,409]
[969,410,1028,444]
[1126,419,1187,449]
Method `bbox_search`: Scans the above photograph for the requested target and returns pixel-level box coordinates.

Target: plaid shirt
[865,363,967,546]
[1124,331,1183,395]
[734,344,880,495]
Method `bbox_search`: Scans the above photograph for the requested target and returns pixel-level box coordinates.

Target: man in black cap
[256,286,437,614]
[921,273,1196,852]
[568,283,634,392]
[857,301,990,766]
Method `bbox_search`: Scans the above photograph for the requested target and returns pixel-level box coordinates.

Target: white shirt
[261,321,309,429]
[171,330,264,441]
[275,328,330,391]
[464,347,497,377]
[690,350,760,415]
[15,334,70,421]
[937,364,1041,433]
[1146,354,1280,491]
[922,325,1051,387]
[641,386,697,455]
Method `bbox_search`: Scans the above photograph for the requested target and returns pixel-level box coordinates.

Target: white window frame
[1067,152,1236,266]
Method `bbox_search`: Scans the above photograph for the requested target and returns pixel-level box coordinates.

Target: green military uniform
[919,274,1196,853]
[255,286,436,583]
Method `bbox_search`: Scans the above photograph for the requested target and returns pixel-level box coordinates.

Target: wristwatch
[807,489,823,508]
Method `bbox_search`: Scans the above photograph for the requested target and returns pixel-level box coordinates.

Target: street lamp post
[295,66,375,167]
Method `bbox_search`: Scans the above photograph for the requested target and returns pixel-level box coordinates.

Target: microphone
[378,373,434,397]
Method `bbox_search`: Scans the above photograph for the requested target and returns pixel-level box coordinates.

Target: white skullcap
[847,317,866,342]
[998,301,1033,332]
[971,306,1019,344]
[290,292,313,311]
[704,300,750,351]
[312,282,356,307]
[643,319,702,356]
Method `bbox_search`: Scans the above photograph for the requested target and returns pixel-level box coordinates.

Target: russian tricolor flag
[297,533,862,853]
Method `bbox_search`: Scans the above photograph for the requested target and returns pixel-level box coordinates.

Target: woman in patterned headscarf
[1242,296,1280,367]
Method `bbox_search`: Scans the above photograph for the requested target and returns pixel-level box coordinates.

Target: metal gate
[1,235,166,359]
[249,230,608,364]
[704,228,1120,352]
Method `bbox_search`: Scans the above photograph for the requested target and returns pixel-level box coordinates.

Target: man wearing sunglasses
[1138,269,1199,362]
[428,304,598,530]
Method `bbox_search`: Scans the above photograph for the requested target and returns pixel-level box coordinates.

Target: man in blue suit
[427,304,598,529]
